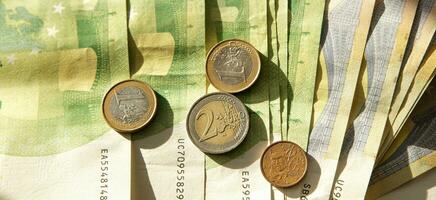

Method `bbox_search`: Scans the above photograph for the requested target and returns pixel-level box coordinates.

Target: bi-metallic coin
[102,80,157,133]
[187,92,249,154]
[261,141,308,187]
[206,39,261,93]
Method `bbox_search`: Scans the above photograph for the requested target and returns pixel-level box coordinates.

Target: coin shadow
[132,92,174,148]
[237,52,288,104]
[281,154,322,198]
[130,92,173,200]
[132,143,157,200]
[206,108,269,169]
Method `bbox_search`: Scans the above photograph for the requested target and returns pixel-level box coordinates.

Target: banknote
[277,0,288,144]
[128,0,206,199]
[286,0,325,149]
[376,38,436,165]
[378,44,435,163]
[366,78,436,199]
[285,0,375,199]
[205,1,270,200]
[268,0,281,143]
[285,0,325,199]
[267,1,284,199]
[378,0,436,160]
[0,0,131,199]
[331,0,419,199]
[376,169,436,200]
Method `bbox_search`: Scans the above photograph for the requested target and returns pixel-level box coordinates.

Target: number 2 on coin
[196,108,216,142]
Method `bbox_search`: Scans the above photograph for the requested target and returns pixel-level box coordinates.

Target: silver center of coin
[110,86,149,124]
[214,45,253,85]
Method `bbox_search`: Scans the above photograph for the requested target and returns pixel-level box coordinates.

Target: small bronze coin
[187,92,249,154]
[102,80,157,133]
[261,141,308,187]
[206,39,261,93]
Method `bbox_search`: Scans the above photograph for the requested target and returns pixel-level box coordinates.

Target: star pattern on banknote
[53,3,65,14]
[7,54,16,65]
[47,26,59,38]
[31,47,40,55]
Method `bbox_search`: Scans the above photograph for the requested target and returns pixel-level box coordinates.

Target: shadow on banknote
[132,92,174,144]
[132,145,156,200]
[130,92,175,200]
[366,105,436,199]
[233,51,286,104]
[281,154,322,198]
[206,107,268,169]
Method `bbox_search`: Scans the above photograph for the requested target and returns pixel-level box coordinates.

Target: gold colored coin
[102,80,157,133]
[206,39,261,93]
[261,141,308,187]
[187,92,249,154]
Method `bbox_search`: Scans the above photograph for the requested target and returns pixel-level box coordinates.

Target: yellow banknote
[331,0,419,199]
[285,0,376,199]
[378,0,436,159]
[367,78,436,199]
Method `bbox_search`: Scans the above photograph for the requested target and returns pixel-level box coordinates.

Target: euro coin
[102,80,157,133]
[187,92,249,154]
[206,39,261,93]
[261,141,308,187]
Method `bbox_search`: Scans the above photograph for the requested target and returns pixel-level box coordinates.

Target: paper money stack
[0,0,434,200]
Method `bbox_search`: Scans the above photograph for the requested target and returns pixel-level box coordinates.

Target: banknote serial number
[176,138,186,199]
[331,179,345,200]
[100,149,109,200]
[300,183,312,200]
[242,171,251,200]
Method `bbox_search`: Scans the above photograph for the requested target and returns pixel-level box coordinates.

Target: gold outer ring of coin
[260,141,308,188]
[102,79,157,134]
[206,39,261,93]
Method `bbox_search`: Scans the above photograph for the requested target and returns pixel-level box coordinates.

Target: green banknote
[0,0,131,199]
[286,0,375,199]
[277,0,288,146]
[367,77,436,199]
[286,0,325,149]
[267,0,281,145]
[285,0,325,199]
[378,0,436,161]
[128,0,206,199]
[267,0,285,199]
[205,1,270,199]
[331,0,418,199]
